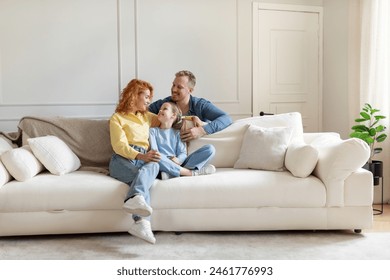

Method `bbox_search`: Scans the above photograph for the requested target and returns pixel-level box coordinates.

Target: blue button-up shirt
[149,95,232,134]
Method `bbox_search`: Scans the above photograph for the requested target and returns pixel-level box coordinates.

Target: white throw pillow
[28,135,81,175]
[0,137,14,154]
[0,146,44,181]
[0,137,15,186]
[285,142,319,178]
[234,125,293,171]
[0,161,12,186]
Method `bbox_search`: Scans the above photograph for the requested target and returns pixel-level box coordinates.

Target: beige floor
[368,204,390,232]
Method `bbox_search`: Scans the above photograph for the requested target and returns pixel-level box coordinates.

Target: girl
[109,79,160,244]
[149,102,216,180]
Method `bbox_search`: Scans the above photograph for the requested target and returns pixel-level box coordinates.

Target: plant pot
[363,160,383,186]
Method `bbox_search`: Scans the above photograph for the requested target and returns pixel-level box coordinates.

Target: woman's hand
[136,150,161,162]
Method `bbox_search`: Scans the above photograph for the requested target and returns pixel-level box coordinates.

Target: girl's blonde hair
[116,79,154,114]
[166,102,183,130]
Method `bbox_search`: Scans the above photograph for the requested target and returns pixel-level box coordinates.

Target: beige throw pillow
[234,125,293,171]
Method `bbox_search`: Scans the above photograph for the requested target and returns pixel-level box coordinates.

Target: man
[148,70,232,142]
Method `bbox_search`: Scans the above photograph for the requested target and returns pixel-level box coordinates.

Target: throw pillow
[0,146,45,181]
[0,137,14,155]
[234,125,293,171]
[0,161,12,186]
[28,135,81,175]
[285,142,319,178]
[0,138,14,186]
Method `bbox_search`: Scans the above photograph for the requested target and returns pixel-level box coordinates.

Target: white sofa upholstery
[0,113,373,236]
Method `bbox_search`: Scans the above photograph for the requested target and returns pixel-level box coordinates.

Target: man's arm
[196,99,232,134]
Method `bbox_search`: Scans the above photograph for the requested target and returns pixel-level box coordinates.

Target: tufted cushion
[28,135,81,175]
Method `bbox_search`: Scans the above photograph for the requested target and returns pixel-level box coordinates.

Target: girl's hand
[136,150,161,162]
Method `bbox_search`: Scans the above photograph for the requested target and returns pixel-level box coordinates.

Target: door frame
[252,3,323,131]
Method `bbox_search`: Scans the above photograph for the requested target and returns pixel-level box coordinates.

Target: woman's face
[135,89,151,112]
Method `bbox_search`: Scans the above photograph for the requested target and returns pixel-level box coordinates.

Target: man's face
[171,76,192,102]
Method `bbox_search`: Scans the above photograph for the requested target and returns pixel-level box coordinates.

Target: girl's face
[158,102,176,124]
[135,89,151,113]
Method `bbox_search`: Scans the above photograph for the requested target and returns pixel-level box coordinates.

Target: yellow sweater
[110,111,159,159]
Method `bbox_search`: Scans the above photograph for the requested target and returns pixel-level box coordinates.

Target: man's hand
[191,116,208,127]
[180,126,206,142]
[136,150,161,162]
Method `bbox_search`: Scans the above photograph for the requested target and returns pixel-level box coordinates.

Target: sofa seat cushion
[151,168,326,209]
[0,171,128,212]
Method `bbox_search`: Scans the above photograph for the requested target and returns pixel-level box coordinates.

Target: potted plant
[350,103,387,185]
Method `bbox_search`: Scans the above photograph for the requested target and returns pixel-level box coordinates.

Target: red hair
[115,79,154,114]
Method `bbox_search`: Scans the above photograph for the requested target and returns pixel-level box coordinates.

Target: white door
[253,4,323,132]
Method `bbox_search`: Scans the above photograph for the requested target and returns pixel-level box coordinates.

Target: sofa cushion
[234,125,292,171]
[0,171,128,212]
[151,168,326,209]
[0,146,44,182]
[285,142,319,178]
[28,136,81,176]
[188,112,303,168]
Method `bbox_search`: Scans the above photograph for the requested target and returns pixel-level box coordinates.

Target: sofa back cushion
[188,112,304,168]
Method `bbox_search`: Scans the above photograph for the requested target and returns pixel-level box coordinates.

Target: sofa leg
[354,229,362,233]
[174,232,183,235]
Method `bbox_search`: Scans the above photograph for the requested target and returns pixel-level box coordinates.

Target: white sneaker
[160,172,172,180]
[123,195,152,217]
[129,219,156,244]
[192,164,216,176]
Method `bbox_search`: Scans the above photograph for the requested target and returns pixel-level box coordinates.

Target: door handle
[259,111,274,116]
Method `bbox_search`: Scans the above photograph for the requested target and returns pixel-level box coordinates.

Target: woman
[109,79,160,244]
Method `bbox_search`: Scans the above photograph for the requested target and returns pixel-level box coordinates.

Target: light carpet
[1,230,390,260]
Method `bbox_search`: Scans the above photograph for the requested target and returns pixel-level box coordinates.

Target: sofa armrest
[310,135,370,207]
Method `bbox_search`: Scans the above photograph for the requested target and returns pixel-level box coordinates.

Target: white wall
[322,0,350,139]
[0,0,327,133]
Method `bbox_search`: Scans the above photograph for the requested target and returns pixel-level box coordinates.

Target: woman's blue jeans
[109,146,159,221]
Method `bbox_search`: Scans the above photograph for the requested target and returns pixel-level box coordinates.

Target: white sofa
[0,113,373,236]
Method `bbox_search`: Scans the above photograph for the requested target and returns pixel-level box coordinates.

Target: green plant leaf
[376,134,387,142]
[351,125,369,132]
[376,125,385,132]
[360,112,370,120]
[369,128,376,136]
